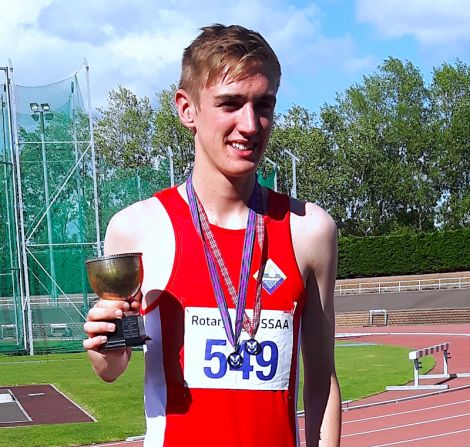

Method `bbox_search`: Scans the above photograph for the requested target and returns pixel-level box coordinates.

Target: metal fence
[335,276,470,295]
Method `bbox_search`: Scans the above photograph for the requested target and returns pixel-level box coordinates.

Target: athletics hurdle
[387,342,451,391]
[369,309,388,326]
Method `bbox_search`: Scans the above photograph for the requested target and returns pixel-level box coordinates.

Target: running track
[334,324,470,447]
[84,324,470,447]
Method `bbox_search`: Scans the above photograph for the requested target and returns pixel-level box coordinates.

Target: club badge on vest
[254,259,286,294]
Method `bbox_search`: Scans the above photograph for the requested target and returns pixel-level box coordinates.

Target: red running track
[83,324,470,447]
[337,324,470,447]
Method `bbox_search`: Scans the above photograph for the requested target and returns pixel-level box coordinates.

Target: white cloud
[0,0,374,112]
[356,0,470,46]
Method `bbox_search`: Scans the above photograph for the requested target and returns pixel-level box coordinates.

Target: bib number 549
[203,339,278,381]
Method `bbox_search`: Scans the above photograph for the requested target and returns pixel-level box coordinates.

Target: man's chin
[223,161,261,178]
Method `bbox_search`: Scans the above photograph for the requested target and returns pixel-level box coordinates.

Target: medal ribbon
[186,173,265,350]
[196,185,265,338]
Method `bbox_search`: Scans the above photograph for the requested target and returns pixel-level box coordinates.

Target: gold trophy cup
[85,252,149,350]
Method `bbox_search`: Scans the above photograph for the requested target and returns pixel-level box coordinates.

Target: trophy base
[104,315,150,350]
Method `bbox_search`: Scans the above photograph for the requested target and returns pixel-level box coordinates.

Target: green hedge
[338,228,470,278]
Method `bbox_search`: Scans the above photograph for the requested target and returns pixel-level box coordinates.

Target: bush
[338,228,470,278]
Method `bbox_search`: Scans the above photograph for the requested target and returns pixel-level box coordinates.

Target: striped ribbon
[186,173,265,350]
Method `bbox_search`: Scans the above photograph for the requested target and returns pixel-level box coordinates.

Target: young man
[84,24,341,446]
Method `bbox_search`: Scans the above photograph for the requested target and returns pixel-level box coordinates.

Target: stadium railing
[335,276,470,295]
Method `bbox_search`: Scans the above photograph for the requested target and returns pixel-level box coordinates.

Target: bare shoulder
[290,198,337,274]
[290,199,337,244]
[104,196,171,255]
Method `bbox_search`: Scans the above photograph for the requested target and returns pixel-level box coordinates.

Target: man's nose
[238,104,258,135]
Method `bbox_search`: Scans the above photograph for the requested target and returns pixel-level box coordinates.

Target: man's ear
[175,89,196,130]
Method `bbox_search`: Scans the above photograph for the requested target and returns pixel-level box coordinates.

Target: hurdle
[369,309,388,326]
[50,323,68,337]
[0,324,16,339]
[387,342,451,391]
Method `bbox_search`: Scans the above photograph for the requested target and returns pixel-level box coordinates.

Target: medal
[186,173,266,360]
[244,338,261,356]
[228,350,243,369]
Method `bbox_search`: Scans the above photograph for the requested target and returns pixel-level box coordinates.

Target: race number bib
[184,307,294,390]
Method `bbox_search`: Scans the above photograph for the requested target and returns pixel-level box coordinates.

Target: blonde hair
[179,24,281,107]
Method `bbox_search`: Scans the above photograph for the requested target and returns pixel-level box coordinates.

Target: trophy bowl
[85,252,143,301]
[85,252,149,350]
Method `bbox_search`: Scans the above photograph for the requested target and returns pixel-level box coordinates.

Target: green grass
[0,344,435,447]
[0,352,145,447]
[335,343,435,401]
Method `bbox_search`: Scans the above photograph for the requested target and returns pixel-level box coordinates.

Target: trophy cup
[85,252,150,350]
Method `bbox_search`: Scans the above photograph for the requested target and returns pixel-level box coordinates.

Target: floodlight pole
[31,104,58,303]
[284,149,299,199]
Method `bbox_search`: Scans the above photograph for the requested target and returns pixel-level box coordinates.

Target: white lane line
[0,358,82,366]
[342,412,470,437]
[343,384,470,412]
[369,427,470,447]
[344,399,470,424]
[337,332,470,337]
[51,384,97,422]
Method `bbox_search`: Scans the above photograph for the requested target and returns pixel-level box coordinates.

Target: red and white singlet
[142,186,305,446]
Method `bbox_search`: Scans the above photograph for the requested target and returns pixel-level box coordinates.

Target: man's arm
[292,201,341,446]
[83,203,143,382]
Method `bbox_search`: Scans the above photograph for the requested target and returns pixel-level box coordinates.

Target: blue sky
[1,0,469,115]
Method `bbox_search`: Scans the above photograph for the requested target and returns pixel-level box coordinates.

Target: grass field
[0,344,434,447]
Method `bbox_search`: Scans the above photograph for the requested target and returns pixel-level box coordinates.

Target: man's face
[190,63,278,179]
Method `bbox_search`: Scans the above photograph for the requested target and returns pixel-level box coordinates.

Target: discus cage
[0,61,172,355]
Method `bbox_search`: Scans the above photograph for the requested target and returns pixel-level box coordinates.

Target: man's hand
[83,293,142,351]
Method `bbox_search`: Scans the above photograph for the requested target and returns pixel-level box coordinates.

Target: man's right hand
[82,299,130,351]
[83,289,143,351]
[82,297,136,382]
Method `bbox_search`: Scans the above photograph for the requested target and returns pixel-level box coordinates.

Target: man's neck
[187,165,256,229]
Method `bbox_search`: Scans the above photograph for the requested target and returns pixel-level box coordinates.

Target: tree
[430,60,470,228]
[320,58,438,235]
[267,105,337,213]
[152,85,193,183]
[95,85,155,169]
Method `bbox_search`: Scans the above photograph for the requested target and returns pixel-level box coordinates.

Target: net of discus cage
[0,61,171,355]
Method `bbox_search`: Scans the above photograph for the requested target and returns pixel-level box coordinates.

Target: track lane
[340,324,470,447]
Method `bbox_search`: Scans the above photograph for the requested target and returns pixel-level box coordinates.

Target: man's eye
[257,102,274,114]
[220,102,239,110]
